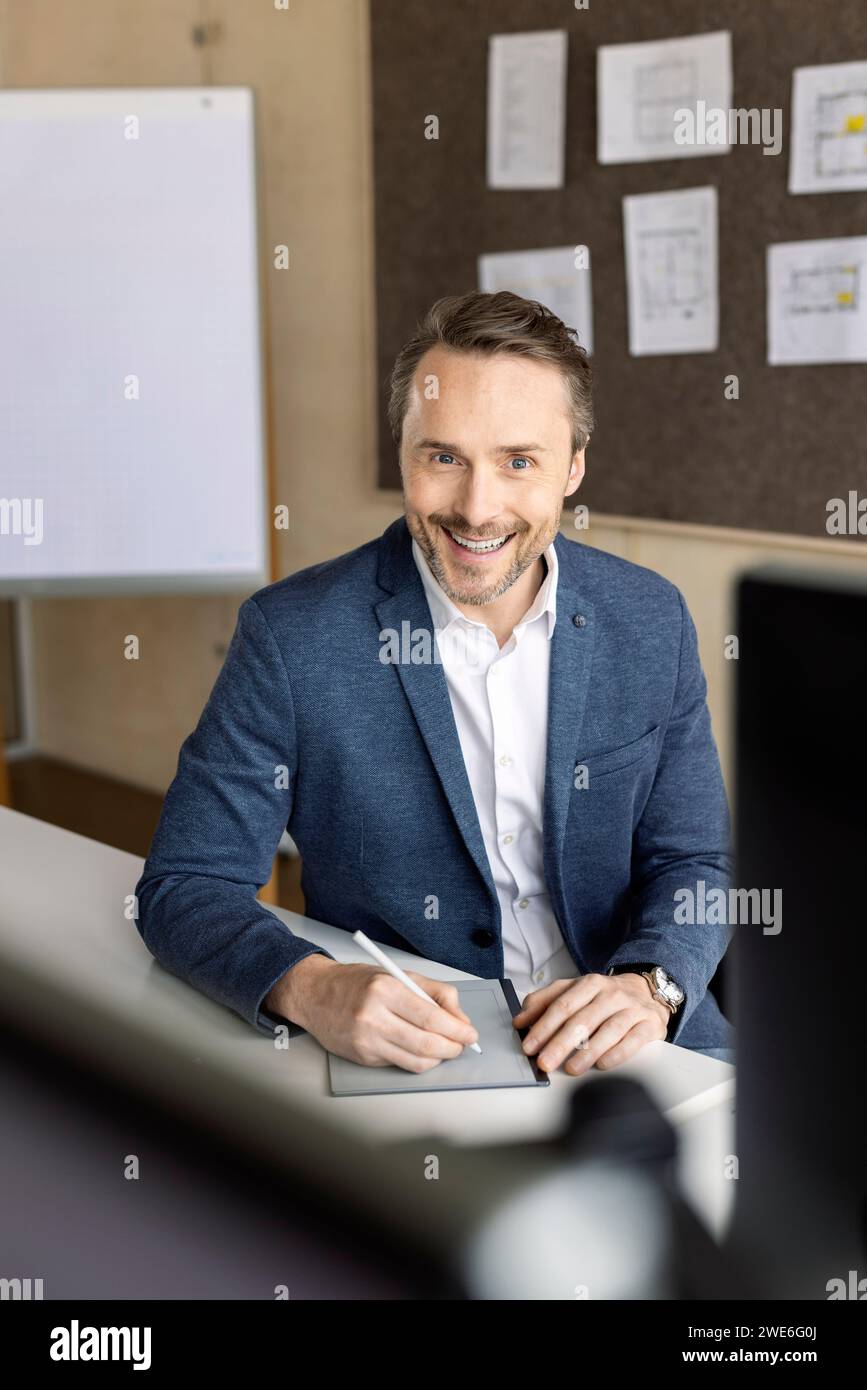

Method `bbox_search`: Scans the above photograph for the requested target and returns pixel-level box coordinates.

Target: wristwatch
[609,962,684,1017]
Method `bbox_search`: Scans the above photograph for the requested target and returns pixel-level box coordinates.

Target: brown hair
[387,290,594,456]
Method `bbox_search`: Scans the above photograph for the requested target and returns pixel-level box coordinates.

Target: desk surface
[0,806,735,1237]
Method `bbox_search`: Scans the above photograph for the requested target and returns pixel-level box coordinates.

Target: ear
[564,442,587,498]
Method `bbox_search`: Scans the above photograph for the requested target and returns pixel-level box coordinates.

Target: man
[135,290,735,1076]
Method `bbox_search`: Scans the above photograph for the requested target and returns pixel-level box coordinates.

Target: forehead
[408,346,571,429]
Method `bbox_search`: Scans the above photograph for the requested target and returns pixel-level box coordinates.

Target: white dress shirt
[411,536,581,1003]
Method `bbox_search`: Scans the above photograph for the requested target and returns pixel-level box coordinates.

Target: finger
[593,1019,661,1072]
[376,1040,445,1074]
[409,973,472,1022]
[562,1009,643,1076]
[533,994,627,1073]
[512,977,575,1025]
[385,1014,469,1064]
[374,973,478,1046]
[521,977,604,1055]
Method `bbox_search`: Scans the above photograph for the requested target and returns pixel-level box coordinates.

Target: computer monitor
[727,564,867,1298]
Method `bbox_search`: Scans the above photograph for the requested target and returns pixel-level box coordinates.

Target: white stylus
[352,930,482,1053]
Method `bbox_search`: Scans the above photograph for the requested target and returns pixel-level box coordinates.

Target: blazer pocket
[577,725,659,778]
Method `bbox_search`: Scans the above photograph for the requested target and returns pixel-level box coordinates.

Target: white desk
[0,806,735,1239]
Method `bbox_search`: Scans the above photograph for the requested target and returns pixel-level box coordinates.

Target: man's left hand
[512,972,671,1075]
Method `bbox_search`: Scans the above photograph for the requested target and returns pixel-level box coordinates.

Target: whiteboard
[0,88,269,595]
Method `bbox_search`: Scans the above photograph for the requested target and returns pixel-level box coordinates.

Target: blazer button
[471,929,496,948]
[572,613,586,628]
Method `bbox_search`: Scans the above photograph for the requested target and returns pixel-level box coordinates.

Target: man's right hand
[265,954,479,1072]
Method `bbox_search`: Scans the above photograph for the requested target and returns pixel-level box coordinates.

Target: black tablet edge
[499,977,550,1086]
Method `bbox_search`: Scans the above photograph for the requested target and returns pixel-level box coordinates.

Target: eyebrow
[415,439,550,455]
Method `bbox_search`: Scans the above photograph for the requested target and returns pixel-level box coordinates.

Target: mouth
[440,524,517,562]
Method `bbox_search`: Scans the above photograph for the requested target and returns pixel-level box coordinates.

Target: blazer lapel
[374,521,497,899]
[543,535,596,930]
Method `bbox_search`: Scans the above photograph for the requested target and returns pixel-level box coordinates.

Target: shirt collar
[411,534,558,641]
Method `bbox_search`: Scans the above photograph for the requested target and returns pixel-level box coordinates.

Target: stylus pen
[352,930,483,1053]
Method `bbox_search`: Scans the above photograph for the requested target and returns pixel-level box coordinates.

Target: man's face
[400,346,585,606]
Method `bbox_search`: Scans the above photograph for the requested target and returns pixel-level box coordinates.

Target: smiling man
[136,290,735,1076]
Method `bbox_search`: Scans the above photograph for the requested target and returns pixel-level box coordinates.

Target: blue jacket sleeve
[603,588,734,1045]
[134,595,335,1036]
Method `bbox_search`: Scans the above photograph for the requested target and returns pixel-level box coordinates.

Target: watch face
[656,968,684,1004]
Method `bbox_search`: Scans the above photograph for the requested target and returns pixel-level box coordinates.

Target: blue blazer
[135,518,734,1050]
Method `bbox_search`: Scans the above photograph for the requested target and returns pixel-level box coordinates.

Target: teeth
[446,528,510,553]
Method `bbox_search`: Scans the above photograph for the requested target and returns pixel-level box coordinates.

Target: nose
[451,467,507,532]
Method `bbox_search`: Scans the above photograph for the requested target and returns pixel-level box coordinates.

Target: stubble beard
[409,509,563,607]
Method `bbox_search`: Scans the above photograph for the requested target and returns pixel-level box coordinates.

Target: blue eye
[433,453,457,465]
[509,457,531,470]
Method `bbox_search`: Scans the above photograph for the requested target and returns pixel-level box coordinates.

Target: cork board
[370,0,867,539]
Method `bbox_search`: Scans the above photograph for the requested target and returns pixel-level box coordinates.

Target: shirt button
[518,898,529,909]
[499,754,512,767]
[534,970,545,983]
[502,834,514,845]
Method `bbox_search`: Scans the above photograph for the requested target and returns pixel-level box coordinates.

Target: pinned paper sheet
[478,245,593,354]
[767,236,867,365]
[623,186,718,356]
[487,30,568,189]
[789,61,867,194]
[598,30,732,165]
